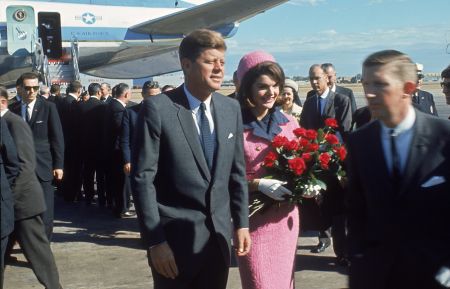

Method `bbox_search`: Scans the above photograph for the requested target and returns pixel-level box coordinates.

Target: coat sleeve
[48,102,65,170]
[130,99,165,248]
[228,105,249,229]
[119,109,131,164]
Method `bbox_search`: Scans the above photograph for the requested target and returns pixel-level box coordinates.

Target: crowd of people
[1,28,450,289]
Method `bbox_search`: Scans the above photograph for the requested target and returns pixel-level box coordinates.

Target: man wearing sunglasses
[9,72,64,241]
[441,65,450,120]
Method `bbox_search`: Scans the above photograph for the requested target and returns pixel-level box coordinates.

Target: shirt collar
[183,84,212,112]
[114,98,127,108]
[242,107,289,141]
[23,97,37,108]
[0,108,8,117]
[331,84,336,92]
[380,105,416,136]
[318,87,330,99]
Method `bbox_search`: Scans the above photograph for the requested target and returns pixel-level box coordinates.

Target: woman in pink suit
[236,51,300,289]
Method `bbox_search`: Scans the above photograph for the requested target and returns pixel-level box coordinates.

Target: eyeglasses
[23,86,40,91]
[441,82,450,89]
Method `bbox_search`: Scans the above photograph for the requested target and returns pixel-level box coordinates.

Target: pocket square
[228,133,234,139]
[36,120,43,124]
[421,176,446,188]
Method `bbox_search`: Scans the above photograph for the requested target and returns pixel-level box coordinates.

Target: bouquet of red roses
[249,118,347,216]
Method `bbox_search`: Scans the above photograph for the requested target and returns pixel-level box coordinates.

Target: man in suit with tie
[9,72,64,241]
[1,87,62,289]
[412,63,438,116]
[347,50,450,289]
[322,63,357,113]
[131,29,250,289]
[0,117,18,288]
[300,64,352,265]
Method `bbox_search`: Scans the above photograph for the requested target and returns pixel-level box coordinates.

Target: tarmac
[3,196,348,289]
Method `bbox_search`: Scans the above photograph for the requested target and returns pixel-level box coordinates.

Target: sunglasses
[23,85,40,91]
[441,82,450,89]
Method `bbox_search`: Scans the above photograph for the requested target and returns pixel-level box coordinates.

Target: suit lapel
[28,98,41,126]
[210,93,232,182]
[171,88,211,181]
[323,90,335,119]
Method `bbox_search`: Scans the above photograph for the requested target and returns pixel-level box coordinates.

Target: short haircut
[101,82,111,91]
[309,64,326,75]
[161,85,176,92]
[321,63,335,71]
[441,65,450,78]
[0,86,9,100]
[179,29,226,62]
[50,84,60,94]
[142,80,159,92]
[113,83,129,98]
[40,86,50,95]
[362,50,417,83]
[67,81,83,93]
[19,72,39,84]
[238,61,285,108]
[88,83,101,96]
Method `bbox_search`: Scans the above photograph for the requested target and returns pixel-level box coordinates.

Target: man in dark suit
[76,83,105,205]
[131,29,250,289]
[412,63,438,116]
[60,81,83,203]
[322,63,357,113]
[103,83,132,216]
[300,64,352,264]
[1,89,61,289]
[100,82,112,103]
[0,117,18,287]
[9,72,64,241]
[347,50,450,289]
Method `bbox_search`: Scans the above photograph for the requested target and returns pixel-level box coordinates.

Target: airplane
[0,0,288,87]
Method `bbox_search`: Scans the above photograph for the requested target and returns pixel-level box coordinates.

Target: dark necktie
[100,96,106,101]
[412,93,419,104]
[318,96,326,120]
[25,104,31,123]
[199,102,214,171]
[389,129,402,186]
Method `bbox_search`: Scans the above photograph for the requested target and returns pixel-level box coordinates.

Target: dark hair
[441,65,450,78]
[179,29,226,62]
[362,50,416,83]
[161,85,176,92]
[50,84,60,94]
[321,63,335,71]
[67,81,83,93]
[88,83,101,96]
[19,72,39,85]
[113,83,129,98]
[0,86,9,100]
[142,80,159,91]
[238,61,285,108]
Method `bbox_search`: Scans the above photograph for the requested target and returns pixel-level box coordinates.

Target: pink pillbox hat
[236,51,276,82]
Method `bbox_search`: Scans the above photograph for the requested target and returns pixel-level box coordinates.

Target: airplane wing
[130,0,288,36]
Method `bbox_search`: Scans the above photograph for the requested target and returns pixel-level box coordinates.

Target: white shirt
[22,98,37,121]
[0,108,8,117]
[380,106,416,174]
[114,98,126,108]
[184,84,215,135]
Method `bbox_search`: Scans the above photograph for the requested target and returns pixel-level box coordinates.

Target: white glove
[258,179,293,201]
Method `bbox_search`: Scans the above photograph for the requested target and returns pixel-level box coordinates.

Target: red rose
[305,143,319,152]
[285,140,299,151]
[293,128,307,138]
[302,152,312,162]
[272,135,289,148]
[334,146,347,161]
[264,151,278,167]
[319,152,331,170]
[299,138,310,148]
[288,157,306,176]
[305,129,318,140]
[324,118,338,128]
[325,134,339,145]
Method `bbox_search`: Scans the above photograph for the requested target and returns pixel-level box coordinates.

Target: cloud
[288,0,326,6]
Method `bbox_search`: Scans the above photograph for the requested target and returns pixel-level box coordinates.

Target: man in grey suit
[131,29,250,289]
[347,50,450,289]
[1,87,61,289]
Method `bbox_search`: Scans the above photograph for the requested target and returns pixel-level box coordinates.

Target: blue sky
[226,0,450,77]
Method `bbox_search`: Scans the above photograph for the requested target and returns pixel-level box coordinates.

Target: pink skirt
[238,204,300,289]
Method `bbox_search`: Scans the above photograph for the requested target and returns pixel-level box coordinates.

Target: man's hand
[123,163,131,175]
[234,228,251,256]
[53,169,63,180]
[148,242,178,279]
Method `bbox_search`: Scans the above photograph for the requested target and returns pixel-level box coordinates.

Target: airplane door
[38,12,62,59]
[6,6,36,56]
